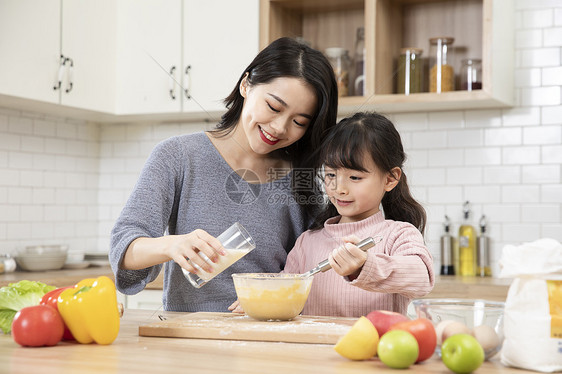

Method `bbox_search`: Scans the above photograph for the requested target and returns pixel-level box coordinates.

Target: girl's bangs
[322,129,369,172]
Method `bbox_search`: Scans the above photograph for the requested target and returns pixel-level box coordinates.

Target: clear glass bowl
[232,273,313,321]
[411,298,504,360]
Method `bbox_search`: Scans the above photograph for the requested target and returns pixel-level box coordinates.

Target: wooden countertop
[1,267,513,301]
[427,275,512,301]
[0,308,533,374]
[0,265,115,288]
[146,273,512,301]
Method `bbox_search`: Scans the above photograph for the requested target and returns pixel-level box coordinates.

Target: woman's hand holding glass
[164,230,226,274]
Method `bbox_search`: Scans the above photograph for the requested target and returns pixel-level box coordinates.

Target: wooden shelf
[337,90,509,115]
[260,0,514,114]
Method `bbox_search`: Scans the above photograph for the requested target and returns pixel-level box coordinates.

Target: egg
[472,324,500,354]
[435,320,456,345]
[442,321,472,342]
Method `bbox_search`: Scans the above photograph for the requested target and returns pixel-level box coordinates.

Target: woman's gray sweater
[109,132,310,312]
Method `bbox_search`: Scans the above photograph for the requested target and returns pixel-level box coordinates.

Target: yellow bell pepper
[58,276,120,345]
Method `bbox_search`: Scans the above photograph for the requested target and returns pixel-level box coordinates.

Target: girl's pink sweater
[284,211,434,317]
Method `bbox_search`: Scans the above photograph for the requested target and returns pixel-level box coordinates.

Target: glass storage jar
[0,254,16,273]
[460,58,482,91]
[325,47,351,97]
[397,48,423,95]
[353,27,365,96]
[429,37,455,93]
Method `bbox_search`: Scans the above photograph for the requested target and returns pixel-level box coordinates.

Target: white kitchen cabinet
[0,0,116,114]
[182,0,259,115]
[59,0,117,113]
[116,0,259,118]
[123,289,164,311]
[1,0,258,120]
[0,0,60,104]
[115,0,182,115]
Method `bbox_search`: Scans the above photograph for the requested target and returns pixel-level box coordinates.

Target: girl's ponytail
[381,172,426,235]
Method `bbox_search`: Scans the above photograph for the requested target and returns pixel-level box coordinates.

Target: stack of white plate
[16,245,68,271]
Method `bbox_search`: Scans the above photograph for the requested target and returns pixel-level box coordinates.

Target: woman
[109,37,338,312]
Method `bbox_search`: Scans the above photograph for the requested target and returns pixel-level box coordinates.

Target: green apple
[377,330,419,369]
[441,333,485,374]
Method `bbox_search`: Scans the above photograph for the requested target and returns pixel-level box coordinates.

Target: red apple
[365,310,409,336]
[389,318,437,363]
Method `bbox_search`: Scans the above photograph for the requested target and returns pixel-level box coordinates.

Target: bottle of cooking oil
[458,201,477,276]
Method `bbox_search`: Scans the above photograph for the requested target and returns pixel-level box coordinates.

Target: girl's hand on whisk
[328,235,367,278]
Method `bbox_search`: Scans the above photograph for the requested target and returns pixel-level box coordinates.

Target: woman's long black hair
[311,112,426,234]
[210,37,339,218]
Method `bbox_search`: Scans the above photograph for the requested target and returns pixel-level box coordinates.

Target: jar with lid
[397,48,423,95]
[353,27,365,96]
[325,47,351,97]
[460,58,482,91]
[429,37,455,93]
[0,254,16,273]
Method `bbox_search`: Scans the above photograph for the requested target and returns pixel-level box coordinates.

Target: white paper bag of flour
[499,238,562,372]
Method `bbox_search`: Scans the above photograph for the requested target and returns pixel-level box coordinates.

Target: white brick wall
[0,109,101,252]
[0,0,560,278]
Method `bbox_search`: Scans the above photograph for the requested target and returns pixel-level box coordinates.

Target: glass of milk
[183,222,256,288]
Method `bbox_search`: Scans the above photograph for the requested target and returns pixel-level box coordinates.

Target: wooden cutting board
[138,312,356,344]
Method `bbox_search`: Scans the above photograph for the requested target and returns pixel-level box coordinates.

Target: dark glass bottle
[440,215,455,275]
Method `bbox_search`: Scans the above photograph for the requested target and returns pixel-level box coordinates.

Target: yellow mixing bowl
[232,273,313,321]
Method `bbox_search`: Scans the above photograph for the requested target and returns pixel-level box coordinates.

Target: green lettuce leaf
[0,280,55,334]
[0,310,16,334]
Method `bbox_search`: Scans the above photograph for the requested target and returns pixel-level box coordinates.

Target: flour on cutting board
[174,315,352,333]
[139,312,355,344]
[171,316,350,336]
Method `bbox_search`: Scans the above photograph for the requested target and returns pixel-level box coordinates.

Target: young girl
[282,111,434,317]
[110,37,338,313]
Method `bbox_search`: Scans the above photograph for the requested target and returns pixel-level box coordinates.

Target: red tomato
[12,305,65,347]
[389,318,437,363]
[40,286,75,340]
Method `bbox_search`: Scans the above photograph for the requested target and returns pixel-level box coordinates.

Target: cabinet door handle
[169,66,176,100]
[65,57,74,93]
[53,55,66,90]
[184,65,192,100]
